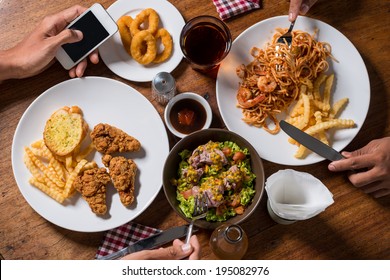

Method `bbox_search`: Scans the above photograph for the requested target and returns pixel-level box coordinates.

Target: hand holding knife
[98,225,196,260]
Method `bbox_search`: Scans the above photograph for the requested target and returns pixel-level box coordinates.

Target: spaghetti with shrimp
[236,29,334,134]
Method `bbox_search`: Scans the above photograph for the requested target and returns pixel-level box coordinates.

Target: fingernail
[341,151,351,157]
[72,29,83,39]
[181,244,191,253]
[328,163,336,171]
[300,4,310,15]
[289,12,295,22]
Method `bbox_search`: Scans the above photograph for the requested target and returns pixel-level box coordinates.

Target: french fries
[23,139,96,204]
[286,74,355,158]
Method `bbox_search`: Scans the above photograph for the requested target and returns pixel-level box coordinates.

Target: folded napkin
[95,222,161,259]
[266,169,334,221]
[212,0,261,21]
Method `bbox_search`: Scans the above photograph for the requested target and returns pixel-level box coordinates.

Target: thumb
[173,239,194,259]
[52,29,83,47]
[289,0,303,21]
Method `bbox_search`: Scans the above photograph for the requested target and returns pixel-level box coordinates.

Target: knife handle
[98,247,127,260]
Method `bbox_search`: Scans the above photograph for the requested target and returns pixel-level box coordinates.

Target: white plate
[99,0,185,82]
[11,77,169,232]
[216,16,370,166]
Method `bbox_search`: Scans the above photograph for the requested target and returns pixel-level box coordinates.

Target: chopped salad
[171,140,256,222]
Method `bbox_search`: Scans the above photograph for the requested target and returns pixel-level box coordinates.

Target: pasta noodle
[235,29,335,134]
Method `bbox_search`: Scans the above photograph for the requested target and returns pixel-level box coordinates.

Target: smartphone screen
[62,11,109,63]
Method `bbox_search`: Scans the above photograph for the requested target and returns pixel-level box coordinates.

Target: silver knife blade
[280,120,344,161]
[99,225,193,260]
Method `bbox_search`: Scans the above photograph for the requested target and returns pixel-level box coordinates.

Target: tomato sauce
[169,98,207,134]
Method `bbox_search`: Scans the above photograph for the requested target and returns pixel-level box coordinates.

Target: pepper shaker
[152,72,176,105]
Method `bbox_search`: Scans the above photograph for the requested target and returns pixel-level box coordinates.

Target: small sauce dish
[164,92,212,138]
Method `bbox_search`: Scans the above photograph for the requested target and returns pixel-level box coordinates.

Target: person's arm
[288,0,318,22]
[328,137,390,198]
[0,49,19,81]
[0,5,99,81]
[121,235,201,260]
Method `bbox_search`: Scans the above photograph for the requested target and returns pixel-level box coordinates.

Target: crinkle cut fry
[329,98,349,119]
[63,159,88,197]
[304,119,355,136]
[24,147,65,188]
[29,177,65,203]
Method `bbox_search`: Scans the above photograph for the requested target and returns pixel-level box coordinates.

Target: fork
[277,20,296,46]
[184,193,208,245]
[276,20,296,71]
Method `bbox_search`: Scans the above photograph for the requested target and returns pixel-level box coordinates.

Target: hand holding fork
[182,193,208,251]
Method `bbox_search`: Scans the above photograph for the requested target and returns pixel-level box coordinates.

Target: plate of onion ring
[99,0,185,82]
[12,77,170,232]
[216,16,370,166]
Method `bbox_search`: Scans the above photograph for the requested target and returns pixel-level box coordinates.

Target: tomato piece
[181,189,193,200]
[235,206,245,215]
[222,147,232,156]
[177,108,195,125]
[233,151,246,162]
[230,195,241,207]
[216,204,227,216]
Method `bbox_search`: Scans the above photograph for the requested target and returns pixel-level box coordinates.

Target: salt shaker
[151,72,176,105]
[209,224,248,260]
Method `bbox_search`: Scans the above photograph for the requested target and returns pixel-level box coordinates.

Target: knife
[280,120,344,161]
[99,225,194,260]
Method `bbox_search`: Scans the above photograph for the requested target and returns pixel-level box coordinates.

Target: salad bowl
[163,128,265,230]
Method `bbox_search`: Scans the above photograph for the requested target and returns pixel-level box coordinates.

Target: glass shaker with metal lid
[151,72,176,105]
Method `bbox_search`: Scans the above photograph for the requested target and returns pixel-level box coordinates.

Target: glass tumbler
[180,15,232,73]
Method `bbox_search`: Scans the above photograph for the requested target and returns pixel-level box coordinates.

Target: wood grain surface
[0,0,389,260]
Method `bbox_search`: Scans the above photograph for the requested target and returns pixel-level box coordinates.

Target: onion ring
[130,30,157,65]
[130,8,159,36]
[117,16,133,56]
[153,28,173,63]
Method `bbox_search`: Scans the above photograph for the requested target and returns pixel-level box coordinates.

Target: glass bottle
[209,224,248,260]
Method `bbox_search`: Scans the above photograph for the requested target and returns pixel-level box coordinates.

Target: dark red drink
[180,16,232,71]
[182,22,229,66]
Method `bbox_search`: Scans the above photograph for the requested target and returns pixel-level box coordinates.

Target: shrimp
[236,64,246,79]
[257,75,277,93]
[236,86,265,109]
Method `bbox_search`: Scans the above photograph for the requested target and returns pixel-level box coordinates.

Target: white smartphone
[55,3,118,70]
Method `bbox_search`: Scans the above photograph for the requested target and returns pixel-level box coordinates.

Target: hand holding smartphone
[55,3,118,70]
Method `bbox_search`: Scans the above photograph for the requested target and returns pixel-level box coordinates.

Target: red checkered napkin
[95,222,161,259]
[212,0,261,21]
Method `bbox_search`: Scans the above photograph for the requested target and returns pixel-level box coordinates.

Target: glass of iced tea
[180,16,232,72]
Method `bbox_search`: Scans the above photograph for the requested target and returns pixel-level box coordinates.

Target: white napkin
[265,169,334,221]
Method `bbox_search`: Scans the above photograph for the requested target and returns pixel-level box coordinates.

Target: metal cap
[152,72,176,94]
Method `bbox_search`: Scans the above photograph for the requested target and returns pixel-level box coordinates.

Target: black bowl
[163,128,265,230]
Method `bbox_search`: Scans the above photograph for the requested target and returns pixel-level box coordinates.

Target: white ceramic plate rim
[99,0,185,82]
[216,15,370,166]
[164,92,212,138]
[11,77,169,232]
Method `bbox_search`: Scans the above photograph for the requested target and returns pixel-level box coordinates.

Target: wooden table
[0,0,389,260]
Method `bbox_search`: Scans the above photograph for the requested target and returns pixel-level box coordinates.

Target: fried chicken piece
[102,155,137,206]
[90,123,141,154]
[73,167,111,215]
